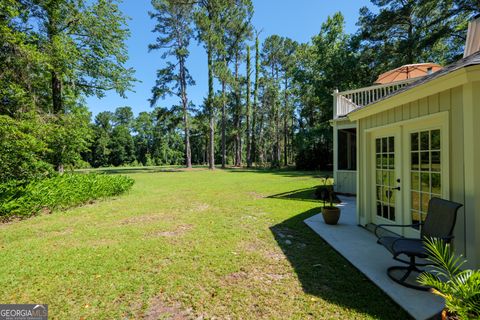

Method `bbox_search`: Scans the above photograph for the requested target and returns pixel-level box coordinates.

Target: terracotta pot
[322,206,341,225]
[441,309,459,320]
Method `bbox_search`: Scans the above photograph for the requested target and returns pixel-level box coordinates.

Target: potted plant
[318,176,340,225]
[418,238,480,320]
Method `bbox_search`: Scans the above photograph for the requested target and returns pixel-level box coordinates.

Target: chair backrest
[421,197,463,241]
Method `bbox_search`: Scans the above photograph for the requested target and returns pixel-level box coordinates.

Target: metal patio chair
[374,197,463,290]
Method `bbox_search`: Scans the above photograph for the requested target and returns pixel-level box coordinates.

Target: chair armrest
[374,223,422,238]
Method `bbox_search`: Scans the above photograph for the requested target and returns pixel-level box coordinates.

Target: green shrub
[0,115,53,182]
[418,238,480,319]
[0,174,134,220]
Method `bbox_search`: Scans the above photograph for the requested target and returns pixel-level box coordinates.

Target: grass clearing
[0,168,410,319]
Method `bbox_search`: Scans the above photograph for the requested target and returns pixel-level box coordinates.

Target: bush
[0,173,134,220]
[418,238,480,319]
[0,115,53,182]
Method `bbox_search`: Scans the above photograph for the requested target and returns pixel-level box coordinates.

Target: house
[331,16,480,269]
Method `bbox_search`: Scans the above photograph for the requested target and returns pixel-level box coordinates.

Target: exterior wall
[357,86,480,268]
[336,171,356,194]
[332,119,357,194]
[462,81,480,268]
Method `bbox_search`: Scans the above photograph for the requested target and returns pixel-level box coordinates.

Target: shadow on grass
[270,208,412,320]
[266,187,320,203]
[222,167,331,179]
[77,166,189,175]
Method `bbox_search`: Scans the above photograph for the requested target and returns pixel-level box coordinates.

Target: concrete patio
[304,196,444,320]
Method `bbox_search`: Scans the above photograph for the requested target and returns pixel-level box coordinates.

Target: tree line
[1,0,478,179]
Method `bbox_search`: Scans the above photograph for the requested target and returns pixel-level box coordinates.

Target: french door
[372,128,403,230]
[370,115,448,238]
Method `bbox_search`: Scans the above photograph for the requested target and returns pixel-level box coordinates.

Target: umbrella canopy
[374,63,442,84]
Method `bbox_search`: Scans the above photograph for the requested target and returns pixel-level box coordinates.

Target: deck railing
[333,78,417,119]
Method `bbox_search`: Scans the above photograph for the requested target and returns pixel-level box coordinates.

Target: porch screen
[338,128,356,170]
[410,129,441,228]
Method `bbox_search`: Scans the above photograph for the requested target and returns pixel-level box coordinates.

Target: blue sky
[86,0,373,118]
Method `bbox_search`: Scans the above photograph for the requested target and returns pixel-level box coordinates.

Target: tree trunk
[221,80,226,169]
[179,57,192,168]
[251,36,260,166]
[246,46,252,168]
[291,110,295,164]
[283,77,288,167]
[51,71,63,114]
[207,46,215,170]
[234,52,242,167]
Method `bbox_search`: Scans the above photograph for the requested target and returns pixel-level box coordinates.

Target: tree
[46,106,92,173]
[0,0,47,115]
[251,32,260,166]
[292,13,363,169]
[261,35,284,167]
[212,1,252,168]
[114,106,134,127]
[25,0,135,114]
[357,0,478,74]
[226,0,253,167]
[245,45,252,167]
[109,125,135,166]
[0,115,52,182]
[279,38,298,166]
[91,111,114,167]
[149,0,195,168]
[195,0,238,169]
[133,111,154,165]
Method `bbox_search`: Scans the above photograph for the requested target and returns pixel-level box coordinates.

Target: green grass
[0,167,410,319]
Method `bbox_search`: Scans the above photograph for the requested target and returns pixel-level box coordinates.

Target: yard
[0,168,409,319]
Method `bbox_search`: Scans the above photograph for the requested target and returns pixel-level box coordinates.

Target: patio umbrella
[374,63,442,84]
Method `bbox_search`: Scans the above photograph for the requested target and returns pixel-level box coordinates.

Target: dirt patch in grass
[143,295,194,320]
[150,224,193,238]
[189,203,210,213]
[50,227,74,236]
[222,266,289,287]
[120,214,162,225]
[240,240,286,262]
[247,192,265,199]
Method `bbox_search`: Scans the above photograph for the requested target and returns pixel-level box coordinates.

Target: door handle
[392,186,401,191]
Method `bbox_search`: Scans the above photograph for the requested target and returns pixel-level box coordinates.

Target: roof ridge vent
[464,15,480,58]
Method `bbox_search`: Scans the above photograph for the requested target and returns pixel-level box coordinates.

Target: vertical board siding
[429,94,440,114]
[450,87,465,256]
[419,97,429,117]
[336,171,357,194]
[358,86,466,258]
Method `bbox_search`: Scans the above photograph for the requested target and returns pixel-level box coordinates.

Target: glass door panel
[375,135,397,222]
[409,129,442,229]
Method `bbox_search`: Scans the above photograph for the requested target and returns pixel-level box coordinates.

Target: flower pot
[441,309,458,320]
[322,206,340,225]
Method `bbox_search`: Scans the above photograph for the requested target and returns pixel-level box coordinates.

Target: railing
[333,78,417,119]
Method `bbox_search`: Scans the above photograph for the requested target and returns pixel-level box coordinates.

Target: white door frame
[370,127,404,234]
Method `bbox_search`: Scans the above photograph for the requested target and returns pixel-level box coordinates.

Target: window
[338,128,356,170]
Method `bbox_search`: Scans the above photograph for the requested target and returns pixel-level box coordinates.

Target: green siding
[358,87,467,258]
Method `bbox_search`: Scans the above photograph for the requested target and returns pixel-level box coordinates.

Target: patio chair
[374,197,463,290]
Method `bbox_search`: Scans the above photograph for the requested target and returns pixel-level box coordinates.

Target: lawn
[0,168,410,319]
